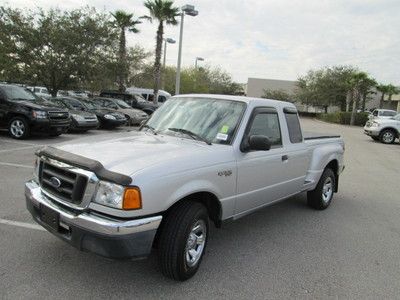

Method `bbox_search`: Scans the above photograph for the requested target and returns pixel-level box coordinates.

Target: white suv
[369,109,397,120]
[364,113,400,144]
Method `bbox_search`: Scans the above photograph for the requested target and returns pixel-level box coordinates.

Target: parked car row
[0,84,151,139]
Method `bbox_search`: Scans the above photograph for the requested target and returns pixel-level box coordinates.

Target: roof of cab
[173,94,296,108]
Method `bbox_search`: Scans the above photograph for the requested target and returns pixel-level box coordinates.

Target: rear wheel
[158,201,209,281]
[307,168,335,210]
[379,129,396,144]
[8,117,30,139]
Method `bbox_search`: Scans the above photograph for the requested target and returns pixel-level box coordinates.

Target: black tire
[8,116,30,139]
[379,129,396,144]
[307,168,335,210]
[371,136,379,141]
[158,201,209,281]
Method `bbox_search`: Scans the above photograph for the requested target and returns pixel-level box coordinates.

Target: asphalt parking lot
[0,119,399,299]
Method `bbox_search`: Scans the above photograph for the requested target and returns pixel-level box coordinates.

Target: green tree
[0,6,117,96]
[295,66,357,113]
[358,76,376,111]
[144,0,179,103]
[262,89,292,101]
[376,84,390,109]
[111,10,141,92]
[386,84,400,102]
[348,72,369,125]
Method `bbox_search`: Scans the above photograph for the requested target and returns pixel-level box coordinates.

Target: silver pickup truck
[25,95,345,280]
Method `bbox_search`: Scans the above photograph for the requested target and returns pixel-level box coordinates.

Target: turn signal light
[123,187,142,210]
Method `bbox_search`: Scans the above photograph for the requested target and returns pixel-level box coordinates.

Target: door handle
[282,155,289,162]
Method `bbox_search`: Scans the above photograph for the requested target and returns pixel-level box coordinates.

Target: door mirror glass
[248,135,271,151]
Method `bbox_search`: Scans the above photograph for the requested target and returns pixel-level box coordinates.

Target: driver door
[235,107,291,215]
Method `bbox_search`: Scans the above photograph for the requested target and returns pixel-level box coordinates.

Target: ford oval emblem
[49,176,61,188]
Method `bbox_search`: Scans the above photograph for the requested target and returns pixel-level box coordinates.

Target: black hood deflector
[36,146,132,186]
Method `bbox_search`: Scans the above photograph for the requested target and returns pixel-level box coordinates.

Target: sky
[3,0,400,85]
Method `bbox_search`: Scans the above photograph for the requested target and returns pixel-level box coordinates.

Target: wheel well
[167,192,222,228]
[7,113,28,124]
[381,127,399,138]
[325,159,339,192]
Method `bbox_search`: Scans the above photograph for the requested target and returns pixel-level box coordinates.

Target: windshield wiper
[168,128,212,145]
[142,124,157,135]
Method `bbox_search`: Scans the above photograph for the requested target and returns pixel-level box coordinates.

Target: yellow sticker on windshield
[220,125,229,134]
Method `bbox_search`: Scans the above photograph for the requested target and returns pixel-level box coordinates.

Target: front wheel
[158,201,209,281]
[9,117,30,139]
[379,129,396,144]
[307,168,335,210]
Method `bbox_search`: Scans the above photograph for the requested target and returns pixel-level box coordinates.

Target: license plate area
[40,205,59,231]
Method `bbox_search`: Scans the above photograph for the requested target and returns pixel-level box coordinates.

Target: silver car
[93,97,148,125]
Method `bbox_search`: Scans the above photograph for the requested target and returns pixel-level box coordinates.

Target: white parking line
[0,219,45,231]
[0,145,39,153]
[0,162,34,169]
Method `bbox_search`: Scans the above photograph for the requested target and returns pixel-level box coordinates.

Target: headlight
[32,110,47,119]
[104,114,116,120]
[371,122,380,127]
[71,114,85,121]
[93,181,142,210]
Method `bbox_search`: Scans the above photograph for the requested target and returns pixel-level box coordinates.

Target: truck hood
[54,131,233,179]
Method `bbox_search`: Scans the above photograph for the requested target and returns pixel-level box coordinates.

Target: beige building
[383,93,400,112]
[246,77,340,113]
[246,78,298,98]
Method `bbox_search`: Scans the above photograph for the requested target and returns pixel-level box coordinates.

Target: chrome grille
[39,161,88,204]
[48,111,69,120]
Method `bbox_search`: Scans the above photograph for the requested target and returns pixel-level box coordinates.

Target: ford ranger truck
[25,95,345,281]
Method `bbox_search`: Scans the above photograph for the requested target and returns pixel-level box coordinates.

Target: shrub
[316,112,369,126]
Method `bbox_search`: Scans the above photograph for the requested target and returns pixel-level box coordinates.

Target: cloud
[5,0,400,84]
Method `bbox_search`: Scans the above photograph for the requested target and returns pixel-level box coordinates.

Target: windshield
[2,85,38,101]
[116,99,131,108]
[49,99,68,108]
[81,100,101,110]
[144,97,246,145]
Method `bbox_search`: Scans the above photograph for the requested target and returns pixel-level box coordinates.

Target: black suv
[0,84,70,139]
[99,90,157,115]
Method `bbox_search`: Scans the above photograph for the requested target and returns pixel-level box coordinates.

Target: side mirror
[248,135,271,151]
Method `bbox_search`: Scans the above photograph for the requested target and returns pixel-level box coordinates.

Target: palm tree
[376,84,390,109]
[144,0,179,104]
[386,84,400,101]
[111,10,141,92]
[359,76,377,111]
[349,72,369,125]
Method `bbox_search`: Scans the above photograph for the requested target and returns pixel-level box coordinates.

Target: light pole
[175,4,198,95]
[162,38,176,90]
[195,57,204,69]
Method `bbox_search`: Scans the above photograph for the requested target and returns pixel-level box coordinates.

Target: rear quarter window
[284,109,303,143]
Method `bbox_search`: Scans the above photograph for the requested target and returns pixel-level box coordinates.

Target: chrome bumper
[25,180,162,258]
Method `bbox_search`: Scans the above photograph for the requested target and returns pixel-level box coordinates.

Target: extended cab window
[248,111,282,146]
[284,108,303,143]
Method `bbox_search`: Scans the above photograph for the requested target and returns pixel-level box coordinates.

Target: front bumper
[74,119,99,130]
[101,118,127,128]
[30,118,70,133]
[25,180,162,259]
[363,126,380,137]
